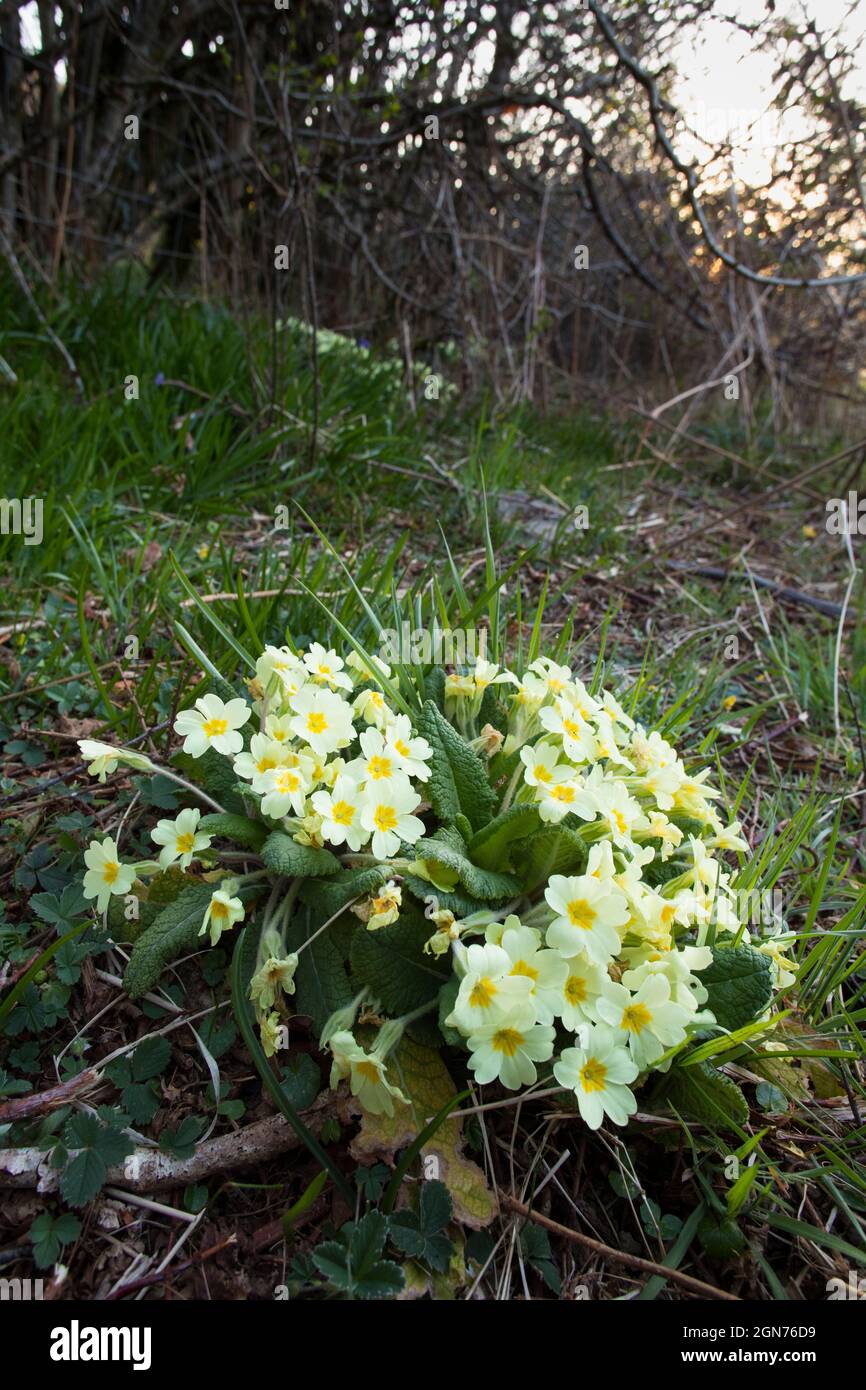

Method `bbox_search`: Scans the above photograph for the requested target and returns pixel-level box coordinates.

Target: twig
[502,1194,740,1301]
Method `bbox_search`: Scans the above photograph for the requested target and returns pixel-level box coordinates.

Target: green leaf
[418,700,495,832]
[415,829,519,901]
[280,1053,321,1110]
[467,804,540,870]
[172,746,248,813]
[698,1213,747,1260]
[401,872,486,920]
[30,1211,81,1269]
[59,1112,134,1206]
[198,812,267,851]
[662,1060,749,1133]
[131,1036,171,1081]
[121,1082,160,1125]
[508,823,588,892]
[298,866,388,920]
[122,882,216,999]
[313,1211,406,1299]
[389,1179,454,1272]
[261,831,340,879]
[159,1115,204,1160]
[285,902,354,1035]
[519,1223,562,1294]
[350,909,450,1015]
[701,945,772,1031]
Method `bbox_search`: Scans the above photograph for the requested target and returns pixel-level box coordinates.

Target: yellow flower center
[355,1060,382,1083]
[612,810,627,834]
[256,756,277,773]
[621,1003,652,1034]
[367,755,392,780]
[492,1027,524,1057]
[203,718,227,738]
[511,959,538,981]
[332,799,355,826]
[660,904,676,925]
[563,718,580,737]
[176,833,195,854]
[373,805,397,833]
[306,712,328,734]
[102,861,119,885]
[534,764,552,783]
[579,1057,607,1092]
[565,975,587,1005]
[278,772,300,792]
[394,738,410,756]
[469,977,496,1009]
[567,898,595,929]
[551,785,575,803]
[210,900,229,921]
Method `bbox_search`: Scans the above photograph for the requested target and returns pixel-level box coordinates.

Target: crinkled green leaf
[468,804,540,870]
[299,865,388,920]
[702,945,773,1031]
[401,871,488,920]
[198,812,266,851]
[509,823,588,892]
[350,908,450,1016]
[172,747,247,814]
[122,881,231,999]
[415,829,519,901]
[261,831,340,879]
[286,902,354,1035]
[662,1059,749,1132]
[418,700,495,832]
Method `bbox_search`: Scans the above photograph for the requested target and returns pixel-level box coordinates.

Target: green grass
[1,268,865,1300]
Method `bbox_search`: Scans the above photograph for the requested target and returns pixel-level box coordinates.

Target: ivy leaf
[418,700,495,832]
[60,1112,134,1206]
[122,882,220,998]
[519,1223,562,1294]
[662,1059,749,1132]
[30,1211,82,1269]
[198,812,267,851]
[701,945,772,1031]
[389,1179,454,1272]
[261,831,340,879]
[350,909,450,1015]
[415,829,519,901]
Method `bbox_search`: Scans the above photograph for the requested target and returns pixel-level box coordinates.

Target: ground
[0,271,864,1300]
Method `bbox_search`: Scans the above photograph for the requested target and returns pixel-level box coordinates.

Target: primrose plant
[78,640,795,1135]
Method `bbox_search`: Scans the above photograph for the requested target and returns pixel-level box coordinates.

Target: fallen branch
[0,1106,331,1193]
[665,562,855,622]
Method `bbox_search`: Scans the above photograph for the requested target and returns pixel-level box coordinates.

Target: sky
[673,0,866,185]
